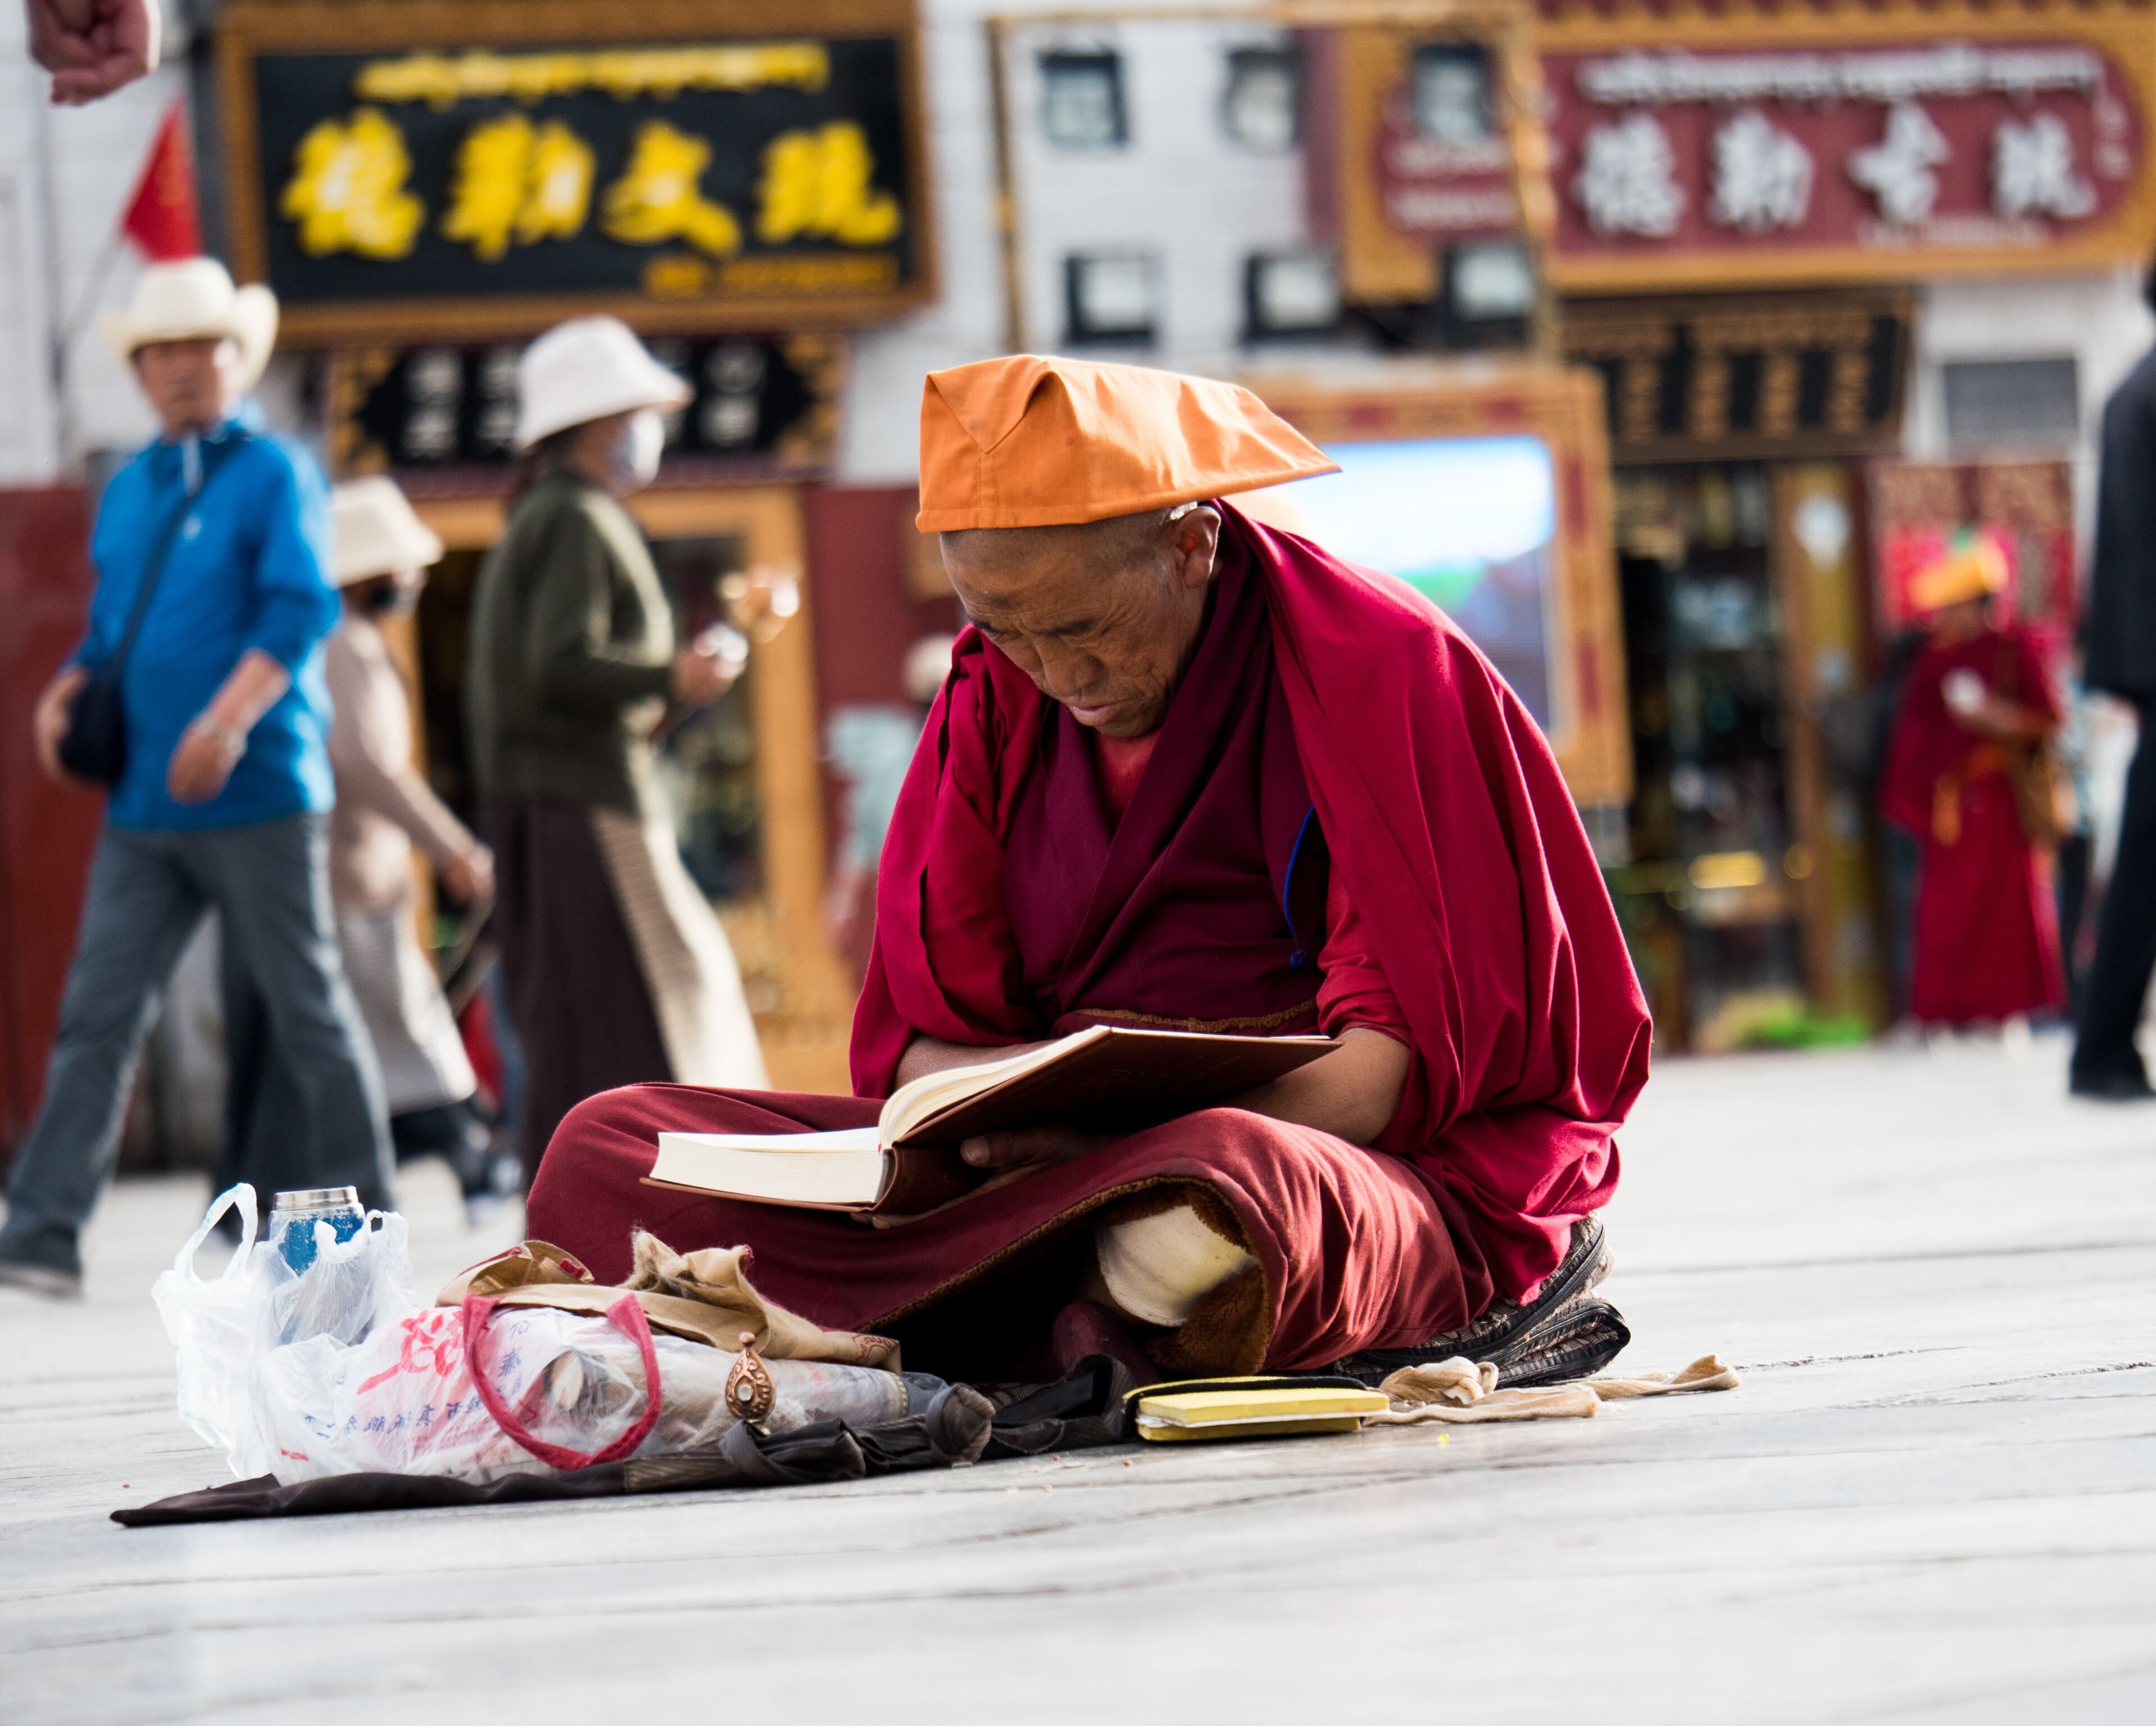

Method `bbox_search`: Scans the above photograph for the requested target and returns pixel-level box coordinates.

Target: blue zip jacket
[76,406,338,831]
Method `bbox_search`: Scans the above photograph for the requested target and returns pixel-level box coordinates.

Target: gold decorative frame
[1538,0,2156,294]
[217,0,938,345]
[409,483,856,1093]
[1324,7,1553,323]
[1250,362,1632,807]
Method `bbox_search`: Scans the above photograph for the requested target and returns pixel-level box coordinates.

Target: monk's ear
[1168,505,1220,590]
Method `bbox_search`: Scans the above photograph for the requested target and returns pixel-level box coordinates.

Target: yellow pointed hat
[1910,532,2008,615]
[915,356,1338,532]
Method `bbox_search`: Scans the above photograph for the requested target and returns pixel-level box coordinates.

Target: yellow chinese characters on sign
[440,113,594,260]
[756,121,900,246]
[279,107,424,259]
[602,120,742,257]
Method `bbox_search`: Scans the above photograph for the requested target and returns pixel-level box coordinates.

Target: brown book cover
[888,1027,1338,1146]
[642,1028,1340,1214]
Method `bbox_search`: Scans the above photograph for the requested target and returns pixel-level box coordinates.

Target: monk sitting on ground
[527,357,1652,1384]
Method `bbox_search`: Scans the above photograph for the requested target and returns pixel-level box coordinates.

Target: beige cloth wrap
[1368,1354,1741,1424]
[587,806,768,1091]
[437,1234,901,1370]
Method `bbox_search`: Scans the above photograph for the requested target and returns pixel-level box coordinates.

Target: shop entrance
[1609,461,1887,1052]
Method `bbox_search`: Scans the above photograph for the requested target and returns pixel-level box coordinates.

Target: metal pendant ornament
[725,1330,776,1429]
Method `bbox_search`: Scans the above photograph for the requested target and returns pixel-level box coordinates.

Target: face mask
[618,408,666,488]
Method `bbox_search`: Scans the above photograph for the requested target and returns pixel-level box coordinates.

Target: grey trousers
[0,814,392,1274]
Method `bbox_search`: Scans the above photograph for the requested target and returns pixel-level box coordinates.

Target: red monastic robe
[526,505,1651,1370]
[1881,626,2066,1025]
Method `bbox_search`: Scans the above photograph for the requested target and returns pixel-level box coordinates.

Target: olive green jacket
[466,470,674,818]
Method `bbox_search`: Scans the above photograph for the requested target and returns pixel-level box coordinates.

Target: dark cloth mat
[113,1374,1107,1527]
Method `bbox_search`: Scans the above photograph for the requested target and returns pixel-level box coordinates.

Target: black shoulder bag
[59,433,251,787]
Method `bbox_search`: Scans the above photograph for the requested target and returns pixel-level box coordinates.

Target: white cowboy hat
[514,316,691,451]
[96,257,278,392]
[331,475,444,586]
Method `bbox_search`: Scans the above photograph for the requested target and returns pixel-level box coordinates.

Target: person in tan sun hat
[2,257,392,1296]
[465,316,767,1183]
[215,477,518,1223]
[523,356,1648,1396]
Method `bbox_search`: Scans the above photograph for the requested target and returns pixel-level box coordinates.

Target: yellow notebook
[1132,1383,1389,1443]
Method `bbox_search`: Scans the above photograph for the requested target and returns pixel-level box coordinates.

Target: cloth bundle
[1367,1353,1740,1424]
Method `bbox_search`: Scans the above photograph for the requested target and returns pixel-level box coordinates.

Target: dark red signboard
[1542,30,2152,288]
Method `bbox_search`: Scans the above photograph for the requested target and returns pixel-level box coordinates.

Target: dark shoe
[0,1219,83,1299]
[0,1259,83,1299]
[1326,1216,1627,1387]
[2068,1070,2156,1101]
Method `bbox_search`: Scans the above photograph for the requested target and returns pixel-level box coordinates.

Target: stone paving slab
[2,1035,2152,1723]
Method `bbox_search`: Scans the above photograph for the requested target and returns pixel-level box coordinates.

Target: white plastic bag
[158,1188,916,1483]
[260,1209,415,1348]
[151,1184,277,1460]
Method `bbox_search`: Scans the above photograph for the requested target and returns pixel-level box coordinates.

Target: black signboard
[329,333,841,482]
[220,1,933,342]
[1561,290,1913,465]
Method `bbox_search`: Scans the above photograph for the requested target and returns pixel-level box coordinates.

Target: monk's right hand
[960,1124,1106,1174]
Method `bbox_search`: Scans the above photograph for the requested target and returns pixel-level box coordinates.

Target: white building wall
[1906,266,2154,552]
[0,4,60,485]
[0,7,194,481]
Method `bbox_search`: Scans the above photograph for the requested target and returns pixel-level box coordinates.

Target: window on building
[1223,48,1300,152]
[1448,238,1535,321]
[1412,44,1492,145]
[1245,249,1338,340]
[1040,52,1127,150]
[1065,251,1160,346]
[1429,237,1537,352]
[1942,357,2080,451]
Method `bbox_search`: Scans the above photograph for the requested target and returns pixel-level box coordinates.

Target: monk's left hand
[960,1124,1106,1173]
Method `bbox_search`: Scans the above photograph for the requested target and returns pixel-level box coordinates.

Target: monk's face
[1929,596,1991,644]
[941,507,1221,738]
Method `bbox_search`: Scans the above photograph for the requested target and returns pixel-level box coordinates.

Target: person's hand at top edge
[27,0,161,106]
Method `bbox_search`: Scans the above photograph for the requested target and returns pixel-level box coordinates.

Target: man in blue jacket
[0,258,392,1295]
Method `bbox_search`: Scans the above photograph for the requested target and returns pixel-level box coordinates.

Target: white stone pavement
[1,1033,2152,1724]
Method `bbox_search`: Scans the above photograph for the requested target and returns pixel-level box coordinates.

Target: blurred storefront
[1537,0,2156,1048]
[205,0,946,1096]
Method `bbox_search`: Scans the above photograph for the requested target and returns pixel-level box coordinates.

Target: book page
[878,1027,1110,1142]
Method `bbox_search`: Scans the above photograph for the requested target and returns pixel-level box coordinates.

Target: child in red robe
[1881,535,2066,1028]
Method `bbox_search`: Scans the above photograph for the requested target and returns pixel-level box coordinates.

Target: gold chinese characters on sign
[219,0,934,342]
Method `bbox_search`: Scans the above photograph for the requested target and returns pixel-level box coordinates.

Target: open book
[644,1025,1338,1212]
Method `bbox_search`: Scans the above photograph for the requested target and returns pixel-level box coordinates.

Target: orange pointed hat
[915,356,1338,532]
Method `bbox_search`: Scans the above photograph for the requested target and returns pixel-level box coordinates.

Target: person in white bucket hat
[3,258,392,1296]
[466,317,765,1180]
[216,476,518,1223]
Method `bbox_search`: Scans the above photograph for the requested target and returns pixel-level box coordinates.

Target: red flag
[121,101,201,261]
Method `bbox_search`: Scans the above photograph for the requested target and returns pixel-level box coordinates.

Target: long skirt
[526,1085,1479,1378]
[1912,771,2067,1025]
[487,797,766,1179]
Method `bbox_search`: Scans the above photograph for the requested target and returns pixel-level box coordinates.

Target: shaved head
[939,505,1221,738]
